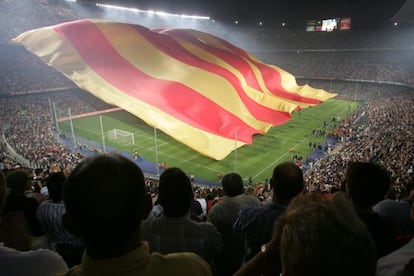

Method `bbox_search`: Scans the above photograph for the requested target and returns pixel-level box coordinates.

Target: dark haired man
[36,172,84,267]
[61,154,212,275]
[0,171,68,276]
[3,169,43,237]
[344,161,398,258]
[141,167,222,271]
[208,172,260,275]
[233,161,304,263]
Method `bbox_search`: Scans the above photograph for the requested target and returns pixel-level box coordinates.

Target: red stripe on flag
[158,29,263,92]
[198,33,321,104]
[134,26,291,125]
[252,61,320,104]
[54,20,259,143]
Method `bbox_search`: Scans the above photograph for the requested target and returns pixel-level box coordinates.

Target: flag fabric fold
[13,19,336,160]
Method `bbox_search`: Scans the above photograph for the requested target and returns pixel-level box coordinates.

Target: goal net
[108,129,135,146]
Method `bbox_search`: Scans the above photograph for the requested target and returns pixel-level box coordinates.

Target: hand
[234,215,285,276]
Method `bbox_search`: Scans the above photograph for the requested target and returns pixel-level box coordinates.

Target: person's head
[158,167,193,217]
[271,162,304,203]
[63,153,146,253]
[222,173,244,197]
[46,172,66,203]
[193,188,200,199]
[200,188,207,199]
[278,192,376,276]
[34,168,44,178]
[6,169,30,194]
[345,162,391,208]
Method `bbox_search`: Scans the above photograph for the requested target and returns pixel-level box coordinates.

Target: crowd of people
[1,154,413,276]
[0,90,111,170]
[0,45,73,95]
[305,89,414,195]
[263,50,414,84]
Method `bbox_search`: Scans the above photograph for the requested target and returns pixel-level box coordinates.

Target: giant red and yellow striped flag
[13,19,335,160]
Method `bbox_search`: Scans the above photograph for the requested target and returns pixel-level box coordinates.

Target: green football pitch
[59,99,358,183]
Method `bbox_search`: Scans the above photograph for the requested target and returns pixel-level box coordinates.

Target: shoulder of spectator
[162,251,213,275]
[235,208,263,233]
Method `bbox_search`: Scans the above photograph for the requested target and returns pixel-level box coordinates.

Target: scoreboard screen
[321,19,338,31]
[339,18,351,30]
[306,17,351,32]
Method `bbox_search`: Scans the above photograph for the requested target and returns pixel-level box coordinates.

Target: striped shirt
[36,201,83,247]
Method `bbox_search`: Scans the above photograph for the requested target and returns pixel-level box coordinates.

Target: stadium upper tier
[1,42,413,96]
[1,0,414,49]
[1,1,413,97]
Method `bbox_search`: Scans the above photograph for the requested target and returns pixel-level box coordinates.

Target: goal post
[108,129,135,146]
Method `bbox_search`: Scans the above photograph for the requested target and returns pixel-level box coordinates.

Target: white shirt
[0,242,68,276]
[40,186,49,198]
[376,238,414,276]
[197,198,208,218]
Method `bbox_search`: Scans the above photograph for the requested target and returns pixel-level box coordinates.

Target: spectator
[141,167,222,273]
[36,172,84,267]
[61,153,212,275]
[233,161,304,263]
[196,188,208,221]
[376,200,414,276]
[3,169,43,237]
[207,188,222,212]
[208,172,260,276]
[344,161,399,258]
[373,185,414,238]
[0,168,31,251]
[235,193,377,276]
[191,188,204,222]
[0,169,68,276]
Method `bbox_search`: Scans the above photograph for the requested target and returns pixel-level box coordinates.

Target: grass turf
[59,99,358,183]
